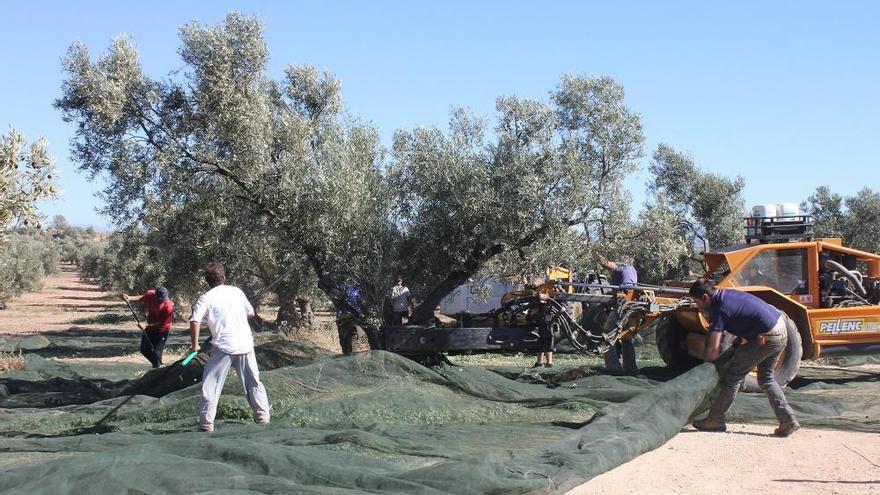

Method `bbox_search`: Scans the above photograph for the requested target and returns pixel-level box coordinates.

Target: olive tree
[390,76,644,322]
[841,188,880,254]
[649,144,745,255]
[803,186,880,254]
[802,186,845,239]
[56,14,391,326]
[0,129,58,307]
[57,13,647,332]
[0,129,57,233]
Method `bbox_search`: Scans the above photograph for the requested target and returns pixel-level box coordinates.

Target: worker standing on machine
[390,276,414,325]
[689,278,800,437]
[598,254,638,374]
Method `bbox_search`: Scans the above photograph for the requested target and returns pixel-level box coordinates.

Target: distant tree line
[0,214,104,309]
[801,186,880,254]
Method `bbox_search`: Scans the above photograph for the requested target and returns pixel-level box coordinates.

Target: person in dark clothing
[599,254,639,374]
[689,278,800,437]
[120,286,174,368]
[335,282,362,355]
[334,281,381,355]
[532,294,555,368]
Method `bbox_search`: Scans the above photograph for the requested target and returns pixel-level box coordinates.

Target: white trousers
[199,349,271,429]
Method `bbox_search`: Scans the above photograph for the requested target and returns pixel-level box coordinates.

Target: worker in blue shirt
[689,278,800,437]
[599,254,638,374]
[334,280,380,355]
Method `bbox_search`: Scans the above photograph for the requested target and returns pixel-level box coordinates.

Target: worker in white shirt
[390,276,414,325]
[189,262,270,432]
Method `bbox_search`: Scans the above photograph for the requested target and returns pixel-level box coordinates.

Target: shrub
[0,229,61,308]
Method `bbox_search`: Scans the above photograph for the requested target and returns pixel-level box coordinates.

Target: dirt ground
[0,264,126,334]
[573,423,880,495]
[3,267,880,493]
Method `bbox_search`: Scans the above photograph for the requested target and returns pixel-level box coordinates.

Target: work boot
[692,417,727,432]
[774,420,800,437]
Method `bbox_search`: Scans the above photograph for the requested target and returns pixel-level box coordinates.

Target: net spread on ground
[1,334,879,494]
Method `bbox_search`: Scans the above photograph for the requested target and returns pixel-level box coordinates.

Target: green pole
[181,350,199,366]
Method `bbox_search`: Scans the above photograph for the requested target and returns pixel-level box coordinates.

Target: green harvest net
[1,333,879,494]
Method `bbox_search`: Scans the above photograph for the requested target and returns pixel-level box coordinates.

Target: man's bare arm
[704,332,723,362]
[189,321,201,353]
[597,256,618,271]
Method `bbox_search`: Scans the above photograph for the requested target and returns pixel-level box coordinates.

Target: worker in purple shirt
[599,254,638,374]
[689,278,800,437]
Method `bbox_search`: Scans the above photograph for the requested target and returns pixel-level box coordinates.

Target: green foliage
[390,75,645,320]
[0,128,57,234]
[56,13,651,325]
[48,215,103,265]
[56,13,387,320]
[0,130,63,308]
[57,13,759,321]
[628,200,694,282]
[628,144,748,281]
[803,186,880,254]
[0,229,61,308]
[802,186,845,238]
[649,144,745,253]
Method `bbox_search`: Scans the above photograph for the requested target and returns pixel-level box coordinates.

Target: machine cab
[704,204,880,309]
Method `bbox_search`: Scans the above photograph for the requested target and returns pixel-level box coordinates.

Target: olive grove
[56,14,650,324]
[56,13,748,332]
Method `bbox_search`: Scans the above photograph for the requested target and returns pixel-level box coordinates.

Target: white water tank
[777,203,800,217]
[752,204,778,218]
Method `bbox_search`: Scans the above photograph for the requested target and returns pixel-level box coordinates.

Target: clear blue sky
[2,1,878,229]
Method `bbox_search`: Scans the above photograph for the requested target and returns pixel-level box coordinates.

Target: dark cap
[155,286,169,302]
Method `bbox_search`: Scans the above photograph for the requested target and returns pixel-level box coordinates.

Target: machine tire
[655,315,702,371]
[740,315,802,392]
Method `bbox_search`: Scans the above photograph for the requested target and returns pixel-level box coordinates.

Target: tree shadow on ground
[52,295,118,302]
[69,314,134,325]
[56,286,105,292]
[42,328,141,339]
[19,303,120,311]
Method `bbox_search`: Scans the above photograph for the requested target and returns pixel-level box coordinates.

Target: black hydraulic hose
[825,260,867,297]
[543,297,611,355]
